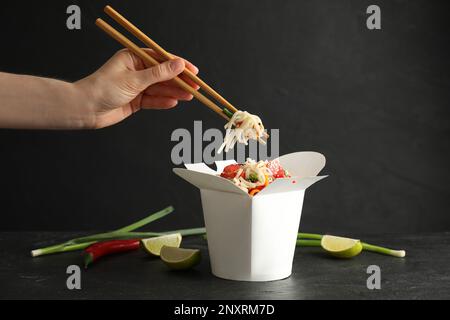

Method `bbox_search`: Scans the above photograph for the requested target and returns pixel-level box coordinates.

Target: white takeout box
[173,152,327,282]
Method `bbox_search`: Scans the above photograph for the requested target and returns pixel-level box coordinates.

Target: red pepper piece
[267,160,287,178]
[84,239,140,269]
[220,164,243,179]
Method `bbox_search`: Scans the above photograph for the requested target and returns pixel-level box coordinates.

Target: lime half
[160,246,201,270]
[321,235,363,258]
[141,233,182,257]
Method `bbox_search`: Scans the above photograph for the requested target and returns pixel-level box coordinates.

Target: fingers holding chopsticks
[137,49,199,103]
[141,49,200,90]
[117,47,199,105]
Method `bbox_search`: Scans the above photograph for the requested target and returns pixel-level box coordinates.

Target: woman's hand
[76,49,200,129]
[0,49,197,130]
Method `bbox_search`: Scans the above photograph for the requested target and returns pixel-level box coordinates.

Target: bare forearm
[0,72,93,129]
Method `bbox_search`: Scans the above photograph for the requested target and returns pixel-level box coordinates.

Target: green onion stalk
[31,206,205,257]
[360,242,405,258]
[222,108,234,119]
[296,233,405,258]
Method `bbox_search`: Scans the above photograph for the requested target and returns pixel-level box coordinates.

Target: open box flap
[279,152,326,177]
[185,163,217,175]
[257,175,328,196]
[173,168,248,196]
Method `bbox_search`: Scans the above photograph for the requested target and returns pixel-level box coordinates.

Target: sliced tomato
[220,164,243,179]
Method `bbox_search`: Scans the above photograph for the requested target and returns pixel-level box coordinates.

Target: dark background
[0,0,449,234]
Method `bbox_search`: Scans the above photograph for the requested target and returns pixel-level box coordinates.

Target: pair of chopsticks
[96,5,238,121]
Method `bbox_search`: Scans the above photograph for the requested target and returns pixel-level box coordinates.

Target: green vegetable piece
[248,173,259,183]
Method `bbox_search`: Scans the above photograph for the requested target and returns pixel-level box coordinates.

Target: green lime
[321,235,363,259]
[141,233,182,257]
[160,246,201,270]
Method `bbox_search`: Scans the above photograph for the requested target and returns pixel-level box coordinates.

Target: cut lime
[321,235,363,258]
[141,233,182,257]
[160,246,201,270]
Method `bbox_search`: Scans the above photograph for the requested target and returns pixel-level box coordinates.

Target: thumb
[132,58,185,90]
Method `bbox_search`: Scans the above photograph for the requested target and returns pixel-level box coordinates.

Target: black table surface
[1,232,449,300]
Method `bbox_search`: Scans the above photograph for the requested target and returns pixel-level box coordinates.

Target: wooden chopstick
[96,18,230,121]
[103,5,239,115]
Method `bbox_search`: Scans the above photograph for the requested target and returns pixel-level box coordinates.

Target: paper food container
[173,152,327,282]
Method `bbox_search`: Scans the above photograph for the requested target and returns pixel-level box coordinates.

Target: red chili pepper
[84,239,140,269]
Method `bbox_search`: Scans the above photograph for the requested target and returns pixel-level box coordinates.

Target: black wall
[0,0,449,234]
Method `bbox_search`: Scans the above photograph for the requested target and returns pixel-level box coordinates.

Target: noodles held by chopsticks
[218,111,269,153]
